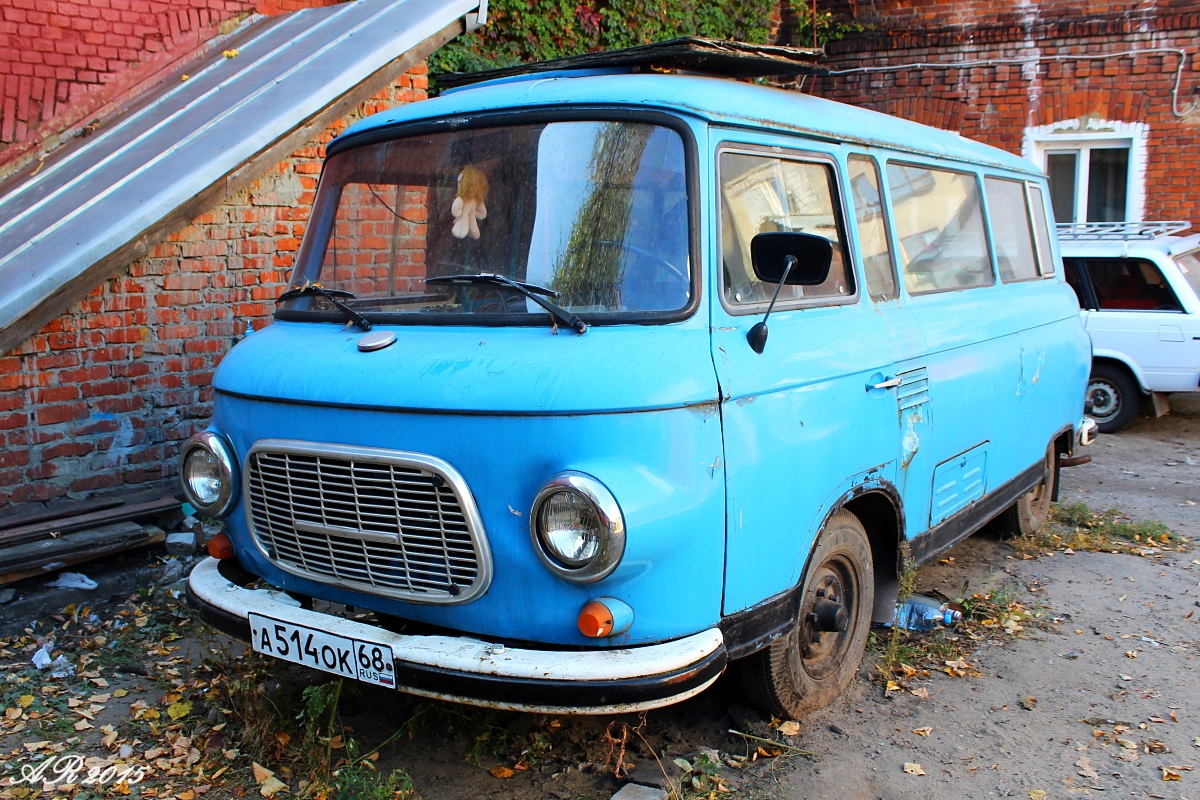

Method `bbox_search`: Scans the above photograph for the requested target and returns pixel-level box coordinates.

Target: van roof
[335,70,1040,176]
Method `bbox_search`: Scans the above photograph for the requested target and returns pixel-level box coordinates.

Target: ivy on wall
[428,0,778,78]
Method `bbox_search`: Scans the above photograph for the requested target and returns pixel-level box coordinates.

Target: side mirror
[750,231,833,285]
[746,232,835,354]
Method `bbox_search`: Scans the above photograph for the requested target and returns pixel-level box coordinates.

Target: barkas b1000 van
[185,40,1095,718]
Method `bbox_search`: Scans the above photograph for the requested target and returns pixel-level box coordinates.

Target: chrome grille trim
[244,439,491,604]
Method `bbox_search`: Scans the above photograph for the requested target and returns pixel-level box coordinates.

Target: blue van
[185,40,1094,718]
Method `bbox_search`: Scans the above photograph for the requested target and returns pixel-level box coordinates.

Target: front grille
[244,440,490,604]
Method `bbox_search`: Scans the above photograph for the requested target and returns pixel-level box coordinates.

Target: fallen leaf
[1075,756,1099,780]
[903,762,926,776]
[252,763,274,784]
[1162,767,1182,781]
[910,688,930,699]
[259,777,286,797]
[1124,650,1138,659]
[113,689,129,698]
[1028,791,1048,800]
[912,727,933,737]
[167,701,192,721]
[17,695,34,708]
[777,720,800,736]
[490,767,515,779]
[1020,696,1037,710]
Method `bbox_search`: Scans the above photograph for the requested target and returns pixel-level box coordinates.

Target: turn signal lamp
[577,597,634,638]
[207,531,235,560]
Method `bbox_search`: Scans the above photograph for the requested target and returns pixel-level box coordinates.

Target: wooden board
[0,497,125,532]
[0,493,179,547]
[0,524,167,585]
[435,37,826,90]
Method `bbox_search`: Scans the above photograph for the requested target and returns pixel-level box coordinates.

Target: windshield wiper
[276,282,372,332]
[427,273,587,334]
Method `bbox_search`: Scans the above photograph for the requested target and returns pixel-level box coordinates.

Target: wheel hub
[799,565,858,673]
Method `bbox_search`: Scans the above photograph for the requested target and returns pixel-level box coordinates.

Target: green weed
[1015,503,1189,557]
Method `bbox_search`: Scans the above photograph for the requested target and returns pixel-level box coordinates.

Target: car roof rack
[1056,221,1193,240]
[435,37,825,90]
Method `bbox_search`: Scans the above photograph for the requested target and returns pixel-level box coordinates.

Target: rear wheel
[989,443,1057,539]
[736,510,874,719]
[1088,363,1140,433]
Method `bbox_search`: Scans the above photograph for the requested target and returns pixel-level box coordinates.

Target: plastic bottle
[892,594,963,630]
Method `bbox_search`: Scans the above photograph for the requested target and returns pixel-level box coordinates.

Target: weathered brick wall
[0,68,428,510]
[0,0,339,172]
[801,0,1200,223]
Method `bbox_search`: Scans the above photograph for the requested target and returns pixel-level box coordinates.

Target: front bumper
[187,557,727,714]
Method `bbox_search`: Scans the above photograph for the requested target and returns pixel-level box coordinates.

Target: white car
[1060,222,1200,432]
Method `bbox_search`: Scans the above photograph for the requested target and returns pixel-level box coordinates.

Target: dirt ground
[1,396,1197,800]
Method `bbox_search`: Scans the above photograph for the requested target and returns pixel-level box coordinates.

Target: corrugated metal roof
[0,0,485,356]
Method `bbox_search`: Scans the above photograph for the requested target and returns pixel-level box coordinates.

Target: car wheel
[989,443,1057,539]
[1088,363,1140,433]
[735,510,874,719]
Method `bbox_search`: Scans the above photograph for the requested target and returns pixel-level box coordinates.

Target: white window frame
[1022,119,1147,223]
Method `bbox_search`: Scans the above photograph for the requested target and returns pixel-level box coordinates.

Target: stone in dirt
[611,784,668,800]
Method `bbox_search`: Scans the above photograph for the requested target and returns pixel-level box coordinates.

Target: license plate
[248,614,396,689]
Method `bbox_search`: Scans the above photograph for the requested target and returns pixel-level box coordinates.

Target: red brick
[36,402,89,425]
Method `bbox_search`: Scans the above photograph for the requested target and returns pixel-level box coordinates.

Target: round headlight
[180,431,238,516]
[531,472,624,582]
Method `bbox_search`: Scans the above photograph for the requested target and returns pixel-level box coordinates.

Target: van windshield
[279,121,692,325]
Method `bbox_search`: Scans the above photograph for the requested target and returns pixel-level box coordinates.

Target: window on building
[1044,143,1130,223]
[1024,121,1146,225]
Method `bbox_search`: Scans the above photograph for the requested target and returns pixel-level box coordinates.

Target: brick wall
[0,68,428,510]
[800,0,1200,224]
[0,0,339,172]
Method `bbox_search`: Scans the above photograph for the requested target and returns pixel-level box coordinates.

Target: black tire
[735,510,874,719]
[1087,363,1140,433]
[989,443,1057,539]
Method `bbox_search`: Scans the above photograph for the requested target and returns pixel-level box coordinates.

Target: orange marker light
[579,600,614,637]
[207,531,235,560]
[577,597,634,638]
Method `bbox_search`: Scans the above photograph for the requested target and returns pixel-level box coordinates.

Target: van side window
[984,177,1039,282]
[1027,184,1056,276]
[886,163,993,294]
[1065,257,1183,312]
[847,155,897,300]
[719,151,852,307]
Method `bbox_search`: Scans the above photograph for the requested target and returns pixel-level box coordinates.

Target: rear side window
[1177,251,1200,297]
[984,177,1038,282]
[1027,184,1055,276]
[1066,258,1183,312]
[719,151,853,308]
[887,163,993,294]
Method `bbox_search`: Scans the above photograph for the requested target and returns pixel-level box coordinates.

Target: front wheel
[735,510,874,719]
[1088,363,1141,433]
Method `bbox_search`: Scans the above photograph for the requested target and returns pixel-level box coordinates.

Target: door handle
[867,376,902,391]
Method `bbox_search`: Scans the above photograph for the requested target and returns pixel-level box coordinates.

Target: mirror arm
[746,254,797,354]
